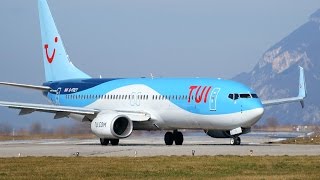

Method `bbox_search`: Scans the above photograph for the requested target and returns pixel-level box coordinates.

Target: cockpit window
[234,94,239,100]
[228,93,239,100]
[240,94,251,98]
[229,93,258,100]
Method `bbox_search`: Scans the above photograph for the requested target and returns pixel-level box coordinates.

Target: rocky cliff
[233,9,320,125]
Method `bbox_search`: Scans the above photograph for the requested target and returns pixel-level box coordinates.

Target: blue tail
[38,0,90,82]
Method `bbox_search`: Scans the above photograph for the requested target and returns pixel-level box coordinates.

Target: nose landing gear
[164,130,184,145]
[230,136,241,145]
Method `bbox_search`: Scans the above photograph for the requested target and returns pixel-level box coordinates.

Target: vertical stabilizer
[38,0,90,82]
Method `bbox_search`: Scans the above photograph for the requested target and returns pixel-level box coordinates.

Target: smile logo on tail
[44,37,58,63]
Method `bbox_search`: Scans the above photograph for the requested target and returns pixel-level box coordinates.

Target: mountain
[233,9,320,125]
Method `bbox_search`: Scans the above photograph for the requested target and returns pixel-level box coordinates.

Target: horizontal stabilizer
[0,82,51,91]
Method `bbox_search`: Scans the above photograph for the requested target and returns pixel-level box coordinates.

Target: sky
[0,0,320,129]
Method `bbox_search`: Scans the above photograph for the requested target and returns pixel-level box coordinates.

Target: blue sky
[0,0,320,129]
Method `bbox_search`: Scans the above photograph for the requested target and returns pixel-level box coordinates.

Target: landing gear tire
[230,138,234,145]
[230,136,241,145]
[100,138,109,146]
[164,130,184,145]
[164,132,174,145]
[110,139,119,146]
[174,131,184,145]
[235,137,241,145]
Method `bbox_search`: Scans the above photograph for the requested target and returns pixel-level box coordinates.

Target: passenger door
[55,88,61,105]
[209,88,220,111]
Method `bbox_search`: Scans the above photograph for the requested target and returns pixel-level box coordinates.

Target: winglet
[298,66,307,108]
[261,66,307,108]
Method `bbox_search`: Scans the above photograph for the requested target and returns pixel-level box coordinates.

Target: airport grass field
[280,135,320,145]
[0,156,319,179]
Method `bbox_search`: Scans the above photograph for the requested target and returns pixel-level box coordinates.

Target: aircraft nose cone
[242,107,264,127]
[254,107,264,118]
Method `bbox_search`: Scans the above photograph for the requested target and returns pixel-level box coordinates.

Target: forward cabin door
[209,88,220,111]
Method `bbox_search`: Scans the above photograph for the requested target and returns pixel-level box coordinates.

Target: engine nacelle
[91,112,133,139]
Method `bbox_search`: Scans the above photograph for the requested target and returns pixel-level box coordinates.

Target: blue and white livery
[0,0,306,145]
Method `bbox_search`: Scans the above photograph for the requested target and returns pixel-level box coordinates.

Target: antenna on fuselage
[150,73,154,79]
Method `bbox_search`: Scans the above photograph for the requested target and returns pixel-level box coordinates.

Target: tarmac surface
[0,132,319,157]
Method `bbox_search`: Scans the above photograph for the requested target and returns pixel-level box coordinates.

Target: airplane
[0,0,306,146]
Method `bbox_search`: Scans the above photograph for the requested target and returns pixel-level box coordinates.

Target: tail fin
[38,0,90,82]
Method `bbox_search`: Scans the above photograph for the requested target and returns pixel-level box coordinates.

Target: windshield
[228,93,258,100]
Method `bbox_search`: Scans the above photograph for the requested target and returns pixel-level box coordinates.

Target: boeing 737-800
[0,0,306,145]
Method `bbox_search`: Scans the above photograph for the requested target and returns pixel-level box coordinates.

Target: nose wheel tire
[164,130,184,145]
[230,136,241,145]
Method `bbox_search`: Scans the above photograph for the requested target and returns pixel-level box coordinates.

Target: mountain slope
[233,9,320,125]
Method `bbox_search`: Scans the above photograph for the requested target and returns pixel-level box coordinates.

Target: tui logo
[44,37,58,63]
[188,86,212,103]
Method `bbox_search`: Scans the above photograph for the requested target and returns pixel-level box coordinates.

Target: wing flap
[117,110,151,121]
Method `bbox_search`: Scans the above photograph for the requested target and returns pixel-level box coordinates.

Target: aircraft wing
[0,101,150,121]
[0,100,98,116]
[262,97,305,107]
[261,66,307,108]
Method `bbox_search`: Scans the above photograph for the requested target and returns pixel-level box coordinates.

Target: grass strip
[0,156,319,179]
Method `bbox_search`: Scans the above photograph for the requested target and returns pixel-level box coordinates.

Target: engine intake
[91,112,133,139]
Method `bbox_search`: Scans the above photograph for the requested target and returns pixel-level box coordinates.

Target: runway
[0,132,319,157]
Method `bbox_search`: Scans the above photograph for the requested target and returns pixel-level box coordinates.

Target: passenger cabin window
[251,94,258,98]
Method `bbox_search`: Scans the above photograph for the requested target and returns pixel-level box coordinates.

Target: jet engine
[91,112,133,139]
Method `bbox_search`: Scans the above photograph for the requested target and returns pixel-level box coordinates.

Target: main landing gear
[230,136,241,145]
[100,138,119,146]
[164,130,184,145]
